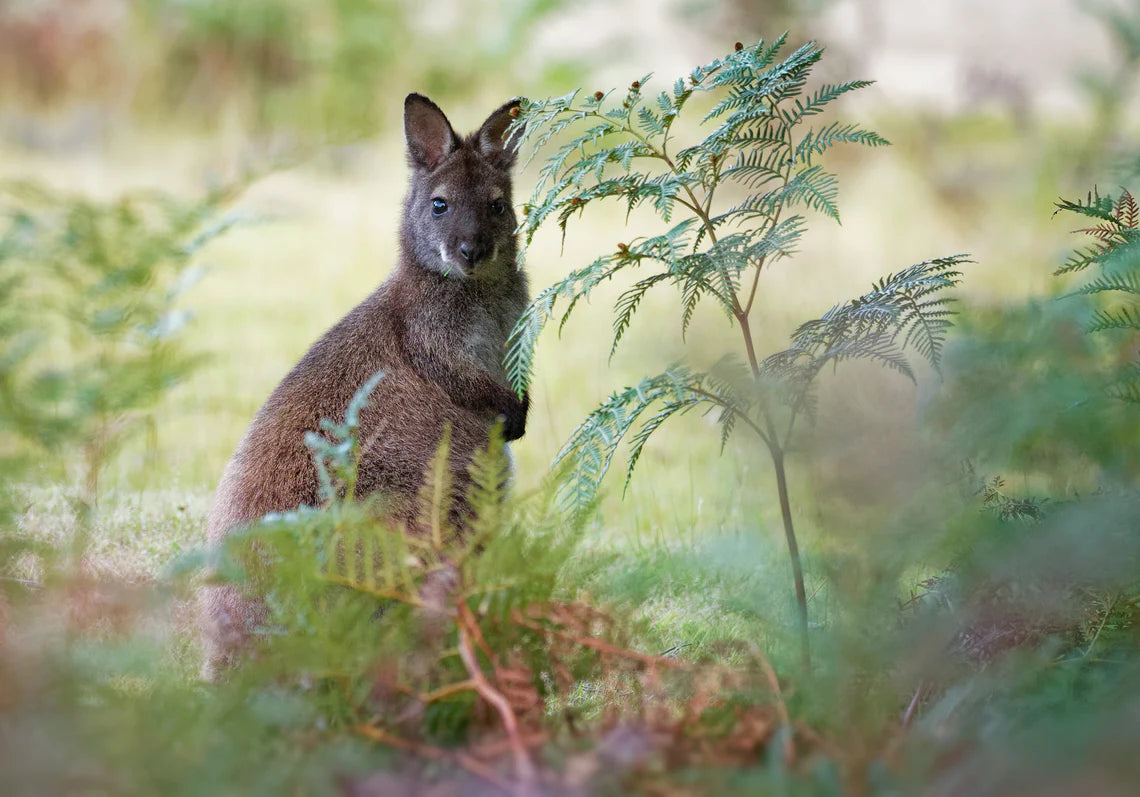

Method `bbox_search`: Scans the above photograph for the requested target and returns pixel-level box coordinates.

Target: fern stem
[620,120,719,246]
[686,385,772,447]
[736,237,810,670]
[742,202,784,317]
[771,446,811,672]
[736,309,762,379]
[457,603,538,790]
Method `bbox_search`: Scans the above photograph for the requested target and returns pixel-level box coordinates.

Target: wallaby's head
[401,94,522,280]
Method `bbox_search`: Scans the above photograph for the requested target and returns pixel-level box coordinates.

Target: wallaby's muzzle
[459,240,488,265]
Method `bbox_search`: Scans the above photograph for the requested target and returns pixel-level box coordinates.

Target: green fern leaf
[794,122,890,167]
[612,272,673,358]
[1068,268,1140,297]
[782,80,876,123]
[1087,306,1140,332]
[1054,188,1118,224]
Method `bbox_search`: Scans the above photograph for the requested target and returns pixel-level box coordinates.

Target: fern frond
[779,166,841,221]
[622,399,698,494]
[508,220,700,393]
[766,255,966,390]
[505,253,620,394]
[727,166,840,223]
[782,80,876,123]
[1087,306,1140,332]
[552,365,764,511]
[465,427,512,540]
[511,91,586,170]
[867,256,967,370]
[678,269,736,337]
[637,106,666,137]
[720,146,788,190]
[691,40,822,158]
[1055,185,1140,405]
[821,336,915,380]
[1055,242,1117,275]
[705,354,757,404]
[1054,188,1118,224]
[611,272,673,358]
[1108,362,1140,404]
[717,406,738,452]
[1108,381,1140,404]
[1073,224,1132,244]
[794,122,890,167]
[1068,268,1140,297]
[1114,188,1138,228]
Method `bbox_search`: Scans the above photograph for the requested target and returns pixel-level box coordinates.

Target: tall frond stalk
[722,210,810,669]
[771,448,809,670]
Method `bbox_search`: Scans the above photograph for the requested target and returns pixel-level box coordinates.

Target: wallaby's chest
[457,293,524,383]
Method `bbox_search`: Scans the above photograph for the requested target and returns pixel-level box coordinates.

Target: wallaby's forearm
[407,347,528,440]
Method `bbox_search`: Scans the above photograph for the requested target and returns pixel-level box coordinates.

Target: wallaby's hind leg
[198,583,266,682]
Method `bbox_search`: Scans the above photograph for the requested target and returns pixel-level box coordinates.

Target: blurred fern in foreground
[191,379,797,793]
[0,183,240,509]
[1055,186,1140,403]
[507,35,967,668]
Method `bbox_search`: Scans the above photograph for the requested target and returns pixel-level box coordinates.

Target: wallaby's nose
[459,241,486,265]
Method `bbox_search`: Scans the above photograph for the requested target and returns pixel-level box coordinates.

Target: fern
[1054,187,1119,224]
[304,369,385,505]
[507,37,965,670]
[1088,306,1140,332]
[0,182,241,507]
[1056,187,1140,403]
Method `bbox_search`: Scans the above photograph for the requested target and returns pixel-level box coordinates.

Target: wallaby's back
[200,94,529,678]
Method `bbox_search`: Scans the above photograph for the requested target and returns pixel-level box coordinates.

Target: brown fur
[199,94,529,679]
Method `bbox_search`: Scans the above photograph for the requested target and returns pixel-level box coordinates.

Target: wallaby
[199,94,529,680]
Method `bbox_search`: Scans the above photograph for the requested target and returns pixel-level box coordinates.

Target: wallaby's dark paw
[500,392,529,441]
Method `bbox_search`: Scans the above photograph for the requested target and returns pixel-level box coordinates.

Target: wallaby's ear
[476,98,523,170]
[405,93,459,170]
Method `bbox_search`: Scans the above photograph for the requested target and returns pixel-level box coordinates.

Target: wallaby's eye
[431,198,448,216]
[490,198,506,216]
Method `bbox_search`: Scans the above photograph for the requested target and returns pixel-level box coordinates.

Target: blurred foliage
[934,300,1140,482]
[695,0,837,38]
[2,380,802,795]
[1075,0,1140,176]
[0,181,237,642]
[0,0,578,142]
[0,183,240,508]
[0,181,241,790]
[1054,187,1140,403]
